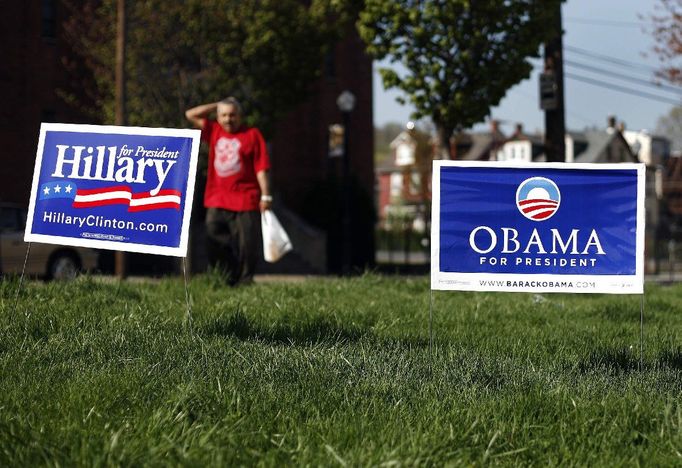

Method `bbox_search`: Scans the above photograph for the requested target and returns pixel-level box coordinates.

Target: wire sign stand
[12,243,32,317]
[429,161,647,368]
[15,122,201,330]
[182,257,193,329]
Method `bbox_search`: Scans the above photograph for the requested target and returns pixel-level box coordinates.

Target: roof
[574,131,610,163]
[389,131,416,149]
[454,130,506,160]
[573,130,635,163]
[498,132,545,161]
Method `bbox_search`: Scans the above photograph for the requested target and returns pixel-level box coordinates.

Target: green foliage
[62,0,357,136]
[358,0,561,149]
[3,275,682,464]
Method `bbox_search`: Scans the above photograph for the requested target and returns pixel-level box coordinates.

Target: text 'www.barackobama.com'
[478,280,596,289]
[42,211,169,234]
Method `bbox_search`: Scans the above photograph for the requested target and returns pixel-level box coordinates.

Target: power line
[565,53,656,81]
[565,72,681,106]
[564,17,643,28]
[511,88,595,126]
[565,45,658,74]
[529,52,678,106]
[565,59,682,95]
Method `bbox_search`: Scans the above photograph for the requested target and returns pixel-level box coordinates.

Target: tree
[656,106,682,152]
[646,0,682,86]
[357,0,562,157]
[61,0,356,137]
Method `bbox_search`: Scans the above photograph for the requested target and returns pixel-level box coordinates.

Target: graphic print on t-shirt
[214,137,242,177]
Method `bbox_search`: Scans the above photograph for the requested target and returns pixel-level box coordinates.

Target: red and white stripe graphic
[72,186,181,212]
[517,198,559,221]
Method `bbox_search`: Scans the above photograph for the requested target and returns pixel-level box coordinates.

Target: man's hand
[259,195,272,213]
[185,102,219,128]
[257,170,271,213]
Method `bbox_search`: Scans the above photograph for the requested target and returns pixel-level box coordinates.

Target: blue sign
[431,162,645,294]
[25,124,200,257]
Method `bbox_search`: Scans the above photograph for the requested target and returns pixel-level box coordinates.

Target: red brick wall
[271,32,374,211]
[0,1,89,204]
[270,30,375,270]
[377,173,391,222]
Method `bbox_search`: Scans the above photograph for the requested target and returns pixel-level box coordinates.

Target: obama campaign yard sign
[431,161,645,294]
[25,123,200,257]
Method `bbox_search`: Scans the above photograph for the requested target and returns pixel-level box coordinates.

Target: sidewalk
[255,274,314,283]
[376,250,428,265]
[645,272,682,284]
[90,273,320,284]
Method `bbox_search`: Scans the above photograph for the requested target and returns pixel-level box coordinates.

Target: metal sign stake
[12,242,31,316]
[429,289,434,354]
[182,257,193,329]
[639,294,644,371]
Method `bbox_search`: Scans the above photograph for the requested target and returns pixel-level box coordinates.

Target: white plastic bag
[261,210,293,263]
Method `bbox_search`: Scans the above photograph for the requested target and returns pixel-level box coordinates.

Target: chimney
[607,115,617,133]
[489,119,499,133]
[513,123,524,138]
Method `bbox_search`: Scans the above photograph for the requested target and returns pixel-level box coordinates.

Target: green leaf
[357,0,564,148]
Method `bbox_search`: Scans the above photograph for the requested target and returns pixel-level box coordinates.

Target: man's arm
[185,102,218,128]
[257,170,272,212]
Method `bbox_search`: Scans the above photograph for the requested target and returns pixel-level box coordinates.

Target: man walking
[185,97,272,285]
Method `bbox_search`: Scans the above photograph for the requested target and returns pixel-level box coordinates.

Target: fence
[376,204,429,266]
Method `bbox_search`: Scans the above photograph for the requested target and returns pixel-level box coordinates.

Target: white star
[43,186,50,195]
[54,185,61,193]
[65,185,72,193]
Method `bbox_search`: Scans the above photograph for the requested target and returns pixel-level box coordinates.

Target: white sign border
[431,160,646,294]
[25,123,201,257]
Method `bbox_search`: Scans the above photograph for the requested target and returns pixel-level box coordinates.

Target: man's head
[216,97,243,133]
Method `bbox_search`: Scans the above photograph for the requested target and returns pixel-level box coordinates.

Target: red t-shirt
[201,120,271,211]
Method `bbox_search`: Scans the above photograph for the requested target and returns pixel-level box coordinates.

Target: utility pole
[115,0,127,279]
[542,1,566,162]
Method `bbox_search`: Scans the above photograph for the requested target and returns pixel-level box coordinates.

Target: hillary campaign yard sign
[25,123,200,257]
[431,161,645,294]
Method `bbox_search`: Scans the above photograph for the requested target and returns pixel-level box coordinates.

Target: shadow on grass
[199,310,432,348]
[656,349,682,370]
[578,347,682,373]
[578,347,640,374]
[200,310,368,346]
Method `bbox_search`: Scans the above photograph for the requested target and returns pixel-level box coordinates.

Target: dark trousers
[205,208,261,286]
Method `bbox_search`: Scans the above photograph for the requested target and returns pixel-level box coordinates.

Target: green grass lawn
[2,273,682,466]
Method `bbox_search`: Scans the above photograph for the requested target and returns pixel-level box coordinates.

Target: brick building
[1,1,375,274]
[0,1,90,205]
[269,33,375,273]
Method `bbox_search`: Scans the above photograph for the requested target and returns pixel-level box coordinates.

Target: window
[42,0,57,39]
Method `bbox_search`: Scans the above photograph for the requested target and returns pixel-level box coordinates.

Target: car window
[0,207,20,231]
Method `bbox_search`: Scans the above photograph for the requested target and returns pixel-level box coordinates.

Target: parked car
[0,203,99,280]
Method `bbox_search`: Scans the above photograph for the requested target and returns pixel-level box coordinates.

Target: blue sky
[372,0,681,135]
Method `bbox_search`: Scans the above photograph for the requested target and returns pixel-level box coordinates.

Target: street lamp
[337,90,356,275]
[336,90,356,114]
